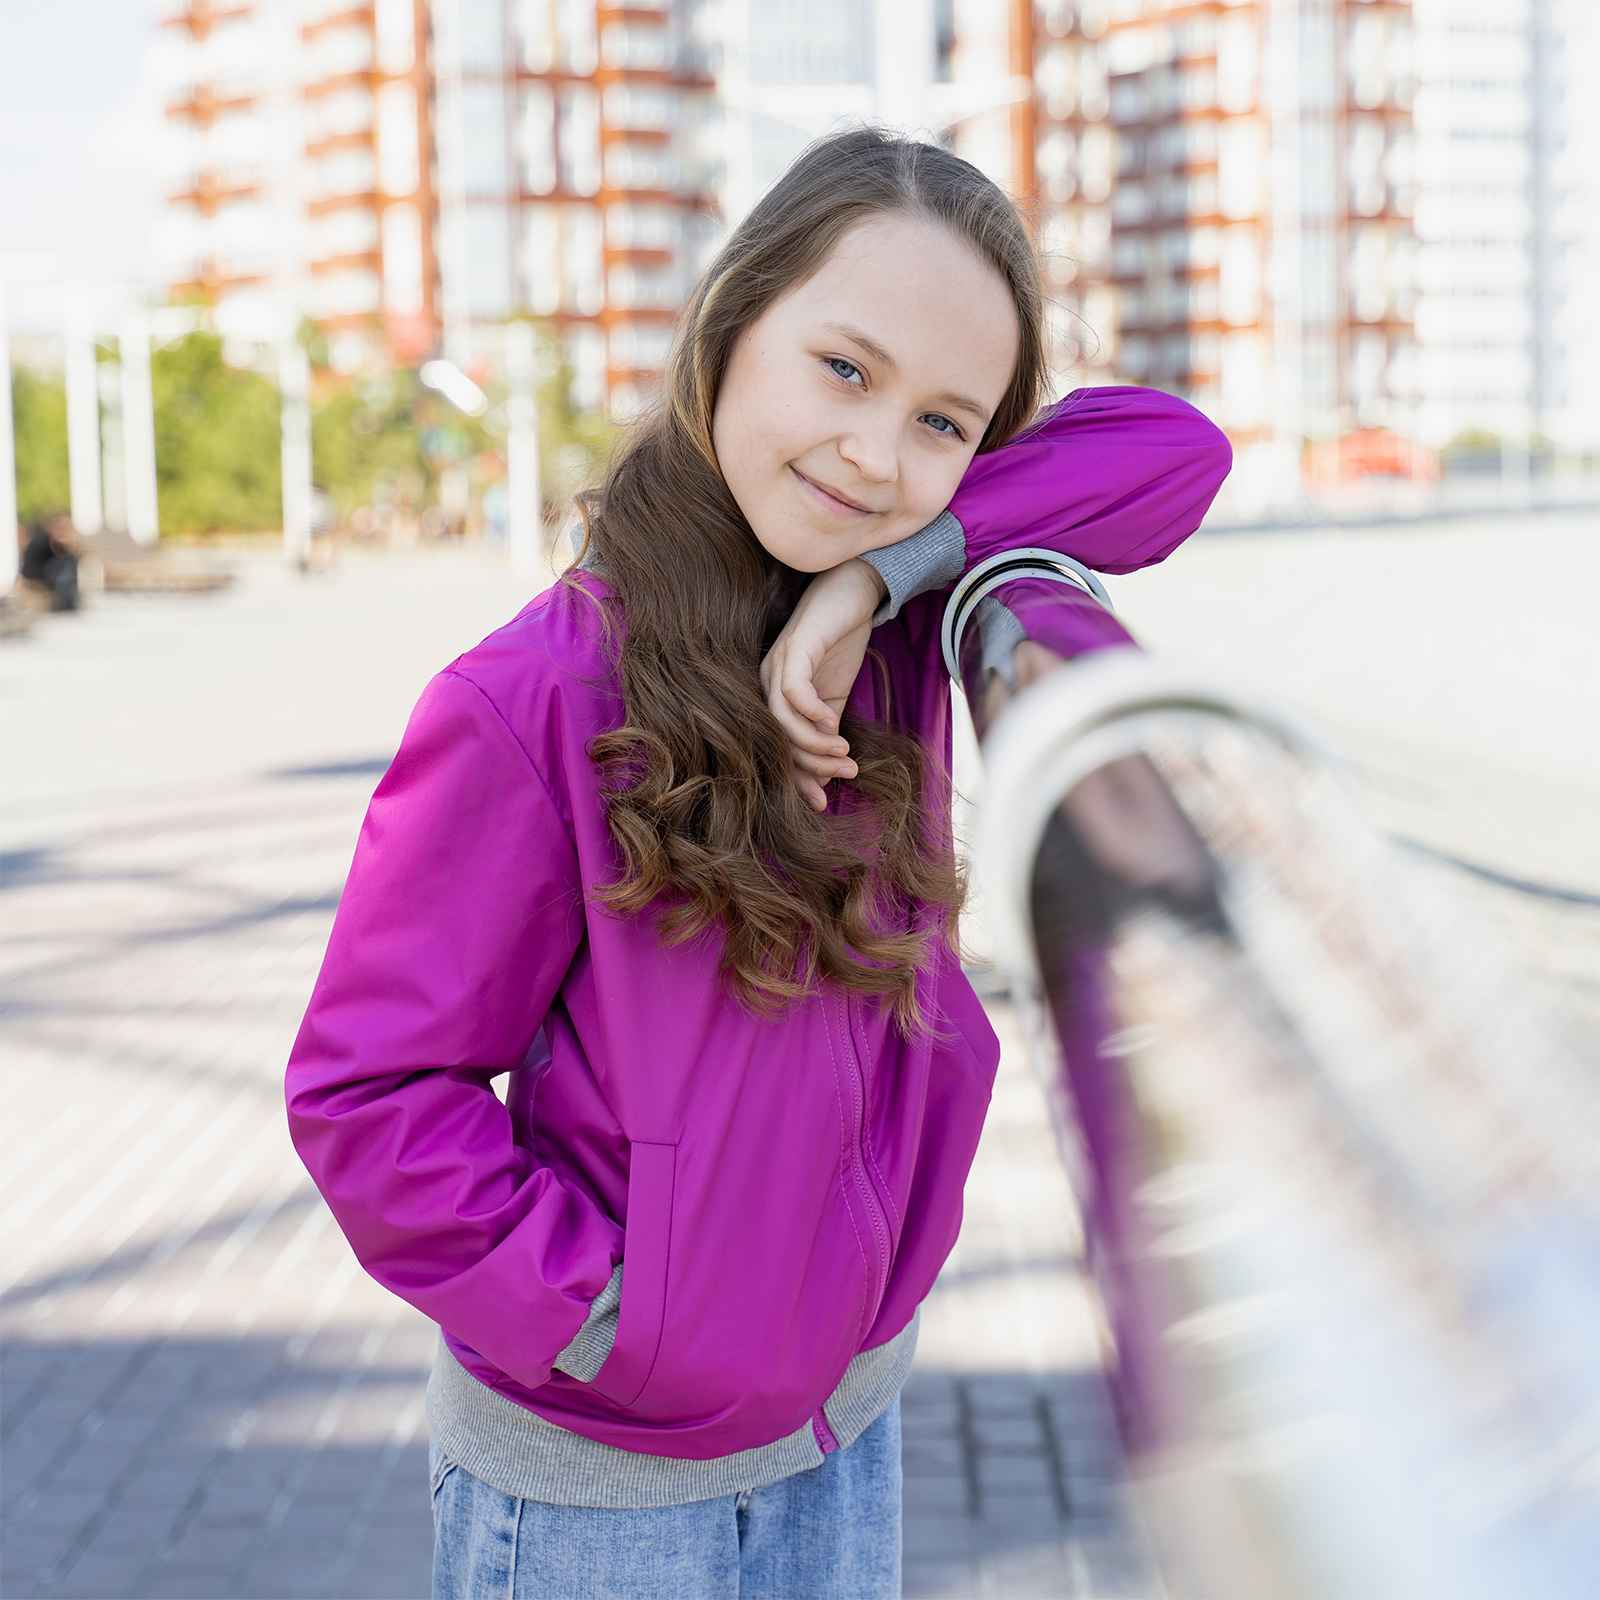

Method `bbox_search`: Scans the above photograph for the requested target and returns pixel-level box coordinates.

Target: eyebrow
[821,322,992,424]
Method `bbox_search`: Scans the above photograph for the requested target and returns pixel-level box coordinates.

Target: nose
[837,412,899,487]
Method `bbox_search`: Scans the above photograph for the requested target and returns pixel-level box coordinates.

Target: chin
[753,524,839,574]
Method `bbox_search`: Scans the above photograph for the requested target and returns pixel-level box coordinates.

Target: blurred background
[4,0,1599,554]
[1,3,1596,1599]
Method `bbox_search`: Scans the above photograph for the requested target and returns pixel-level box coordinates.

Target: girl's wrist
[838,556,889,608]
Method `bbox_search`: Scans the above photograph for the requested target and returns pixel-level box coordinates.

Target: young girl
[286,128,1230,1599]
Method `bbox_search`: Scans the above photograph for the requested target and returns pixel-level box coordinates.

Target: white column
[64,309,104,537]
[120,310,160,545]
[0,276,17,589]
[504,320,543,579]
[279,342,313,565]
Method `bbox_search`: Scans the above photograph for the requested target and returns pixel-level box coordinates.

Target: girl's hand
[760,558,886,811]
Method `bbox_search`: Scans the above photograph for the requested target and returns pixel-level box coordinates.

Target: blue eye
[827,357,864,385]
[922,413,963,438]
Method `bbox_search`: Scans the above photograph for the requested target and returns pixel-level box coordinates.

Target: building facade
[1023,0,1596,492]
[152,0,1598,457]
[153,0,716,406]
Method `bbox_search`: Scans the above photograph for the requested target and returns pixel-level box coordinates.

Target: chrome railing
[970,645,1599,1600]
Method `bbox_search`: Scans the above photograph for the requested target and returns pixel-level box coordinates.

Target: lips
[789,465,877,517]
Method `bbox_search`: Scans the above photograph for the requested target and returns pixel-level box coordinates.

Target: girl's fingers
[793,747,857,782]
[797,774,830,812]
[778,662,837,730]
[766,681,849,758]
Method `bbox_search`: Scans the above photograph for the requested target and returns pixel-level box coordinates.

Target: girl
[286,127,1230,1600]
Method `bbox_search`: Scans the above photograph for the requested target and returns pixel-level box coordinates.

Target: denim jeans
[429,1397,902,1600]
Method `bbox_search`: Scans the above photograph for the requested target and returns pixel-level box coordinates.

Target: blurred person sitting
[19,512,81,612]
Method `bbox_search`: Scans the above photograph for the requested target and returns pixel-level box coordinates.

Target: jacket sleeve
[865,386,1231,665]
[285,666,624,1391]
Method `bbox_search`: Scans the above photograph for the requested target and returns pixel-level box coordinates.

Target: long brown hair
[575,126,1048,1025]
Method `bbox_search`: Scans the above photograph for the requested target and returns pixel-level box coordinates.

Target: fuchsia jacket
[285,386,1231,1461]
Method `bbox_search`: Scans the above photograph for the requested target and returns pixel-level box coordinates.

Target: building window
[375,0,415,75]
[523,203,562,314]
[307,24,373,81]
[562,204,604,315]
[377,81,420,196]
[606,202,681,251]
[610,321,674,372]
[513,88,554,199]
[603,84,677,133]
[464,206,513,318]
[310,86,375,143]
[313,205,380,261]
[601,21,673,73]
[604,141,681,194]
[558,84,602,197]
[315,146,378,199]
[458,0,507,73]
[518,0,599,75]
[312,267,383,319]
[382,203,425,315]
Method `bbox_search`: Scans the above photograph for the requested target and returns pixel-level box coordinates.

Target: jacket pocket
[586,1139,675,1409]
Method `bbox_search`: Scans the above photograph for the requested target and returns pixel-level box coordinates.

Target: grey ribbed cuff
[552,1261,623,1383]
[972,596,1028,689]
[861,509,967,624]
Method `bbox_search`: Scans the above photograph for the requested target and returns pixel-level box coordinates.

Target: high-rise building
[1021,0,1597,493]
[1411,0,1600,456]
[1076,0,1421,500]
[154,0,436,371]
[1027,0,1115,386]
[431,0,717,411]
[152,0,1597,458]
[152,0,716,406]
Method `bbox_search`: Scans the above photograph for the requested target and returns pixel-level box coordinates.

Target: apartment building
[152,0,1596,455]
[431,0,717,412]
[152,0,716,407]
[1028,0,1115,385]
[1411,0,1599,455]
[154,0,436,370]
[1025,0,1596,487]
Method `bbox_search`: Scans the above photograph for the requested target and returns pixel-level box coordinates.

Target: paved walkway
[4,519,1593,1600]
[1,552,1146,1600]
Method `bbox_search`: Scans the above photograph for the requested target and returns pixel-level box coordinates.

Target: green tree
[311,368,431,513]
[10,367,70,526]
[152,332,282,533]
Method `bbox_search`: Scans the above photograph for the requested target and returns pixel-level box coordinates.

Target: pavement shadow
[2,1330,1150,1600]
[1,1331,433,1600]
[899,1366,1151,1599]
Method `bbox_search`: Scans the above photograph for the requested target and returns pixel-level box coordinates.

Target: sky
[1,0,168,331]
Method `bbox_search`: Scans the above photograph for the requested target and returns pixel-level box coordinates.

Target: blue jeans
[429,1397,902,1600]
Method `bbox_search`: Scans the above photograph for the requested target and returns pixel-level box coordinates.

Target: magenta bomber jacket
[285,386,1232,1460]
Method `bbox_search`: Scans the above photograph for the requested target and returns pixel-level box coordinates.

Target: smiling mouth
[789,466,877,517]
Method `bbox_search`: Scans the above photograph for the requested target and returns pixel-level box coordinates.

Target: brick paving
[5,524,1592,1600]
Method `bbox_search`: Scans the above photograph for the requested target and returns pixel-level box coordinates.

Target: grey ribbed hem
[862,510,967,624]
[426,1308,919,1509]
[552,1261,623,1382]
[973,596,1028,689]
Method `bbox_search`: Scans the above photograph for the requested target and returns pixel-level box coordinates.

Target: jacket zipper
[812,997,895,1459]
[838,995,894,1329]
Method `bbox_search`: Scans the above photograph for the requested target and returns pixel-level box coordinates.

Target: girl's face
[711,214,1021,573]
